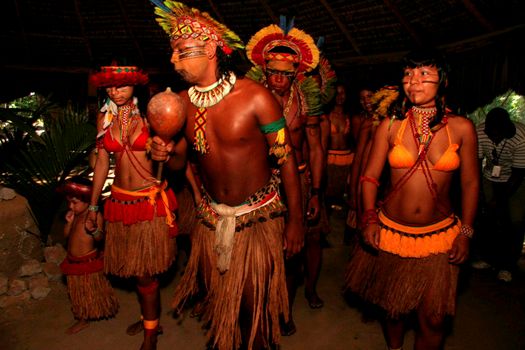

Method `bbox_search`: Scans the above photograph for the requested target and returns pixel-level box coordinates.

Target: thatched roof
[2,0,525,112]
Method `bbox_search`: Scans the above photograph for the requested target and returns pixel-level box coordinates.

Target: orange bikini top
[103,125,149,153]
[388,118,460,171]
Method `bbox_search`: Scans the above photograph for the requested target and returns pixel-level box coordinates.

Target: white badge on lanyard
[491,165,501,178]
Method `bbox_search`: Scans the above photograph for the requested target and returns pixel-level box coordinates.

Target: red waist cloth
[60,250,104,275]
[104,185,178,236]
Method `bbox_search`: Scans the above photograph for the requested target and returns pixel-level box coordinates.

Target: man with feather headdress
[246,17,326,335]
[149,1,305,349]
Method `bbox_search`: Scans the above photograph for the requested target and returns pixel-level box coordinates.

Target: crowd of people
[53,1,524,350]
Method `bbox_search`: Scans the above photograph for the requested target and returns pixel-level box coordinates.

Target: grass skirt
[104,216,176,277]
[175,185,197,236]
[172,192,288,350]
[344,242,459,319]
[67,271,119,320]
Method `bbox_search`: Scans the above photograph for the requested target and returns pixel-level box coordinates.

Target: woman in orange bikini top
[356,48,480,350]
[388,110,460,172]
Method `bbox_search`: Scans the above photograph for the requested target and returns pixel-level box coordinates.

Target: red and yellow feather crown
[89,65,149,88]
[246,23,319,73]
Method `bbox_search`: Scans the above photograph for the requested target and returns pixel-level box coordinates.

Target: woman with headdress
[86,62,177,349]
[344,48,479,350]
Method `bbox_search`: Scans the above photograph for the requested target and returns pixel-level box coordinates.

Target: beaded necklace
[282,83,297,125]
[118,103,133,143]
[188,72,236,108]
[379,106,450,217]
[189,72,237,154]
[409,106,437,156]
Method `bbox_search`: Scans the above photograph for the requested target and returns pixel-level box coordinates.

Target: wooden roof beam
[73,0,93,63]
[257,0,279,24]
[318,0,362,56]
[461,0,495,32]
[116,0,145,65]
[382,0,423,46]
[332,24,524,66]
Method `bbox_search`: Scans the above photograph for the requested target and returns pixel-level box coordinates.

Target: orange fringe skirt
[104,185,176,277]
[62,251,119,320]
[172,178,288,350]
[344,213,461,318]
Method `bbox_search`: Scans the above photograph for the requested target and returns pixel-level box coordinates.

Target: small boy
[57,176,119,334]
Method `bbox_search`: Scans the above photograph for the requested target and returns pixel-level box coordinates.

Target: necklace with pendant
[118,103,133,143]
[409,106,436,156]
[188,72,236,108]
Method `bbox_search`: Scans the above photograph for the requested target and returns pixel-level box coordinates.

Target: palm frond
[0,102,96,238]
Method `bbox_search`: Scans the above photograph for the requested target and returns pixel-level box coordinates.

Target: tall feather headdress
[150,0,244,55]
[246,16,319,73]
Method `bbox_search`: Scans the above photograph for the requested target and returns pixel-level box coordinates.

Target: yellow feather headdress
[150,0,244,55]
[246,23,319,73]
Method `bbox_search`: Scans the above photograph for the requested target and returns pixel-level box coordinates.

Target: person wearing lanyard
[474,107,525,282]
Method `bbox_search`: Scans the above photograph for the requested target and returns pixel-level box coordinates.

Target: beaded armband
[260,118,292,165]
[88,227,103,239]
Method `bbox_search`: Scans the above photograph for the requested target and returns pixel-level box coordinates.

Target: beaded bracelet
[359,176,380,187]
[88,205,99,212]
[361,209,379,228]
[460,224,474,239]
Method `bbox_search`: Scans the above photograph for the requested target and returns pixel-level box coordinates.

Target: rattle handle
[156,161,164,181]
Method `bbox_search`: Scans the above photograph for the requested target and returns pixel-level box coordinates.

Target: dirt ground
[1,209,525,350]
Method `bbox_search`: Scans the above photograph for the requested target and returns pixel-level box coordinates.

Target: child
[57,176,119,334]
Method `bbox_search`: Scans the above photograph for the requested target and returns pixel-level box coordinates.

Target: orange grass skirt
[344,213,461,318]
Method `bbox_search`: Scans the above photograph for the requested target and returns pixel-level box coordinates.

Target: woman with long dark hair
[345,48,479,350]
[86,62,177,350]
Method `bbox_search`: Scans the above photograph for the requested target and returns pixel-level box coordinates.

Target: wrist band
[361,208,379,228]
[88,205,99,212]
[360,176,380,187]
[460,224,474,239]
[310,187,320,197]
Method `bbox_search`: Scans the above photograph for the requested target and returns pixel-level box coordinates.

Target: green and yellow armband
[260,117,292,165]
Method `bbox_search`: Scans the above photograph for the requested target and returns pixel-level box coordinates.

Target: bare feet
[126,319,143,336]
[305,290,324,309]
[65,320,89,334]
[280,317,296,336]
[190,300,206,319]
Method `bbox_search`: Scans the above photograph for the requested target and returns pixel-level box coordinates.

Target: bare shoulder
[234,77,280,117]
[235,76,272,99]
[177,89,190,104]
[447,114,476,132]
